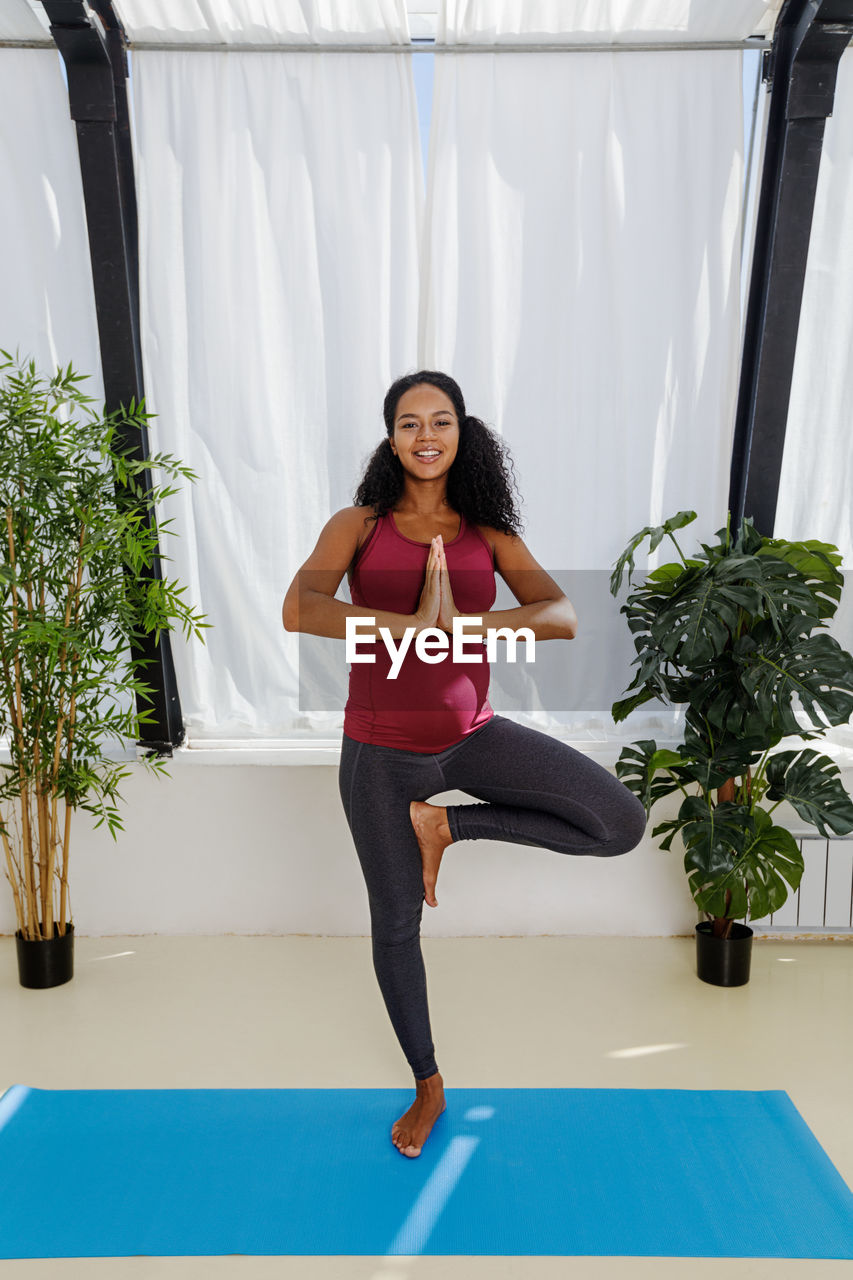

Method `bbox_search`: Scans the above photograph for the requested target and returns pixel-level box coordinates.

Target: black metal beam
[729,0,853,539]
[41,0,184,755]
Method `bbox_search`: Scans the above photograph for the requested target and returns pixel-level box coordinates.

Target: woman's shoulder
[469,522,530,571]
[470,520,521,551]
[472,521,525,544]
[470,520,494,542]
[468,521,503,568]
[335,504,381,556]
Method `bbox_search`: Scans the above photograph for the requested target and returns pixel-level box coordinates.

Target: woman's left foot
[410,801,453,907]
[391,1071,447,1157]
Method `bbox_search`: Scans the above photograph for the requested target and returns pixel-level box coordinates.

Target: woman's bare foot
[410,801,453,907]
[391,1071,447,1157]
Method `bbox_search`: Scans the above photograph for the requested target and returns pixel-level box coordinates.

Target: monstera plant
[609,509,853,942]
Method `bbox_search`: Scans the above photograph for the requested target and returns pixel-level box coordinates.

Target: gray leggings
[338,713,647,1081]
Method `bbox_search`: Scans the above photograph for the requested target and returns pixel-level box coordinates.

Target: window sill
[159,736,688,769]
[4,737,853,777]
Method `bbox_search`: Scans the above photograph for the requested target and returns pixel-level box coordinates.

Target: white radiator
[746,837,853,934]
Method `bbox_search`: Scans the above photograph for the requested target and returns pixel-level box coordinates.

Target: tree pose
[282,370,646,1158]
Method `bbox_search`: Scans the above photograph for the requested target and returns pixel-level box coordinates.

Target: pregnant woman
[282,370,646,1160]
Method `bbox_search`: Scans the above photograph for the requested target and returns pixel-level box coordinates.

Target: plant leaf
[681,803,804,921]
[764,748,853,837]
[736,631,853,736]
[609,510,697,596]
[613,740,695,811]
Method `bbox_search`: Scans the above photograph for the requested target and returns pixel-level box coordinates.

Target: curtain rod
[1,37,770,53]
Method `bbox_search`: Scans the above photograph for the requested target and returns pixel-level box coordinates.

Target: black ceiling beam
[40,0,184,756]
[729,0,853,540]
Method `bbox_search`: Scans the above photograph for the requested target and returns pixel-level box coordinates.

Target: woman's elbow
[282,596,299,632]
[542,598,576,640]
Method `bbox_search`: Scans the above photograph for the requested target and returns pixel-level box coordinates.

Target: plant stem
[668,532,687,564]
[20,515,51,935]
[59,523,86,935]
[738,766,753,807]
[748,745,772,803]
[664,769,693,802]
[717,777,736,805]
[6,504,39,938]
[0,811,25,930]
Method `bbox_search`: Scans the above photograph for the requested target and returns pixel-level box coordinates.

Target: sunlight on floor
[606,1043,689,1059]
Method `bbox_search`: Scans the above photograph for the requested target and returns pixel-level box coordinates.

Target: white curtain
[0,1,50,39]
[777,46,853,565]
[775,47,853,760]
[126,2,424,741]
[438,0,777,44]
[421,0,750,743]
[117,0,413,44]
[0,37,104,410]
[8,0,839,754]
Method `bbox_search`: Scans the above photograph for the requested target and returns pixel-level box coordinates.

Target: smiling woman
[281,369,645,1160]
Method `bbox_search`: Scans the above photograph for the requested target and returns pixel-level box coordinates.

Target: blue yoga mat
[1,1086,852,1259]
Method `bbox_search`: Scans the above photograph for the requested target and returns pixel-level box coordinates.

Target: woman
[282,370,646,1160]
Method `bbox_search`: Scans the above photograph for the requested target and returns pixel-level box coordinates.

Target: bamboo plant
[609,509,853,938]
[0,349,210,941]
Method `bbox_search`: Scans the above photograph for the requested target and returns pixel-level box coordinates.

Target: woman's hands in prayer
[412,534,460,635]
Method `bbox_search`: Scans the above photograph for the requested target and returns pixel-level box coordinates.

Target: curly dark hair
[352,370,524,536]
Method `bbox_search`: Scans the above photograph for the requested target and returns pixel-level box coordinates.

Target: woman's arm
[282,508,420,641]
[457,527,577,642]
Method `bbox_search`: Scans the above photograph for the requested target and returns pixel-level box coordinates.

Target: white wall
[1,750,840,939]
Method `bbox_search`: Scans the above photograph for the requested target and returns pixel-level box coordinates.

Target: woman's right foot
[391,1071,446,1157]
[410,801,453,907]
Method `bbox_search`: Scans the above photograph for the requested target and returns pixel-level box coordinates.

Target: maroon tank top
[343,508,497,752]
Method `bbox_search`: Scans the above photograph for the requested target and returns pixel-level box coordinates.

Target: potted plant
[608,509,853,985]
[0,349,209,987]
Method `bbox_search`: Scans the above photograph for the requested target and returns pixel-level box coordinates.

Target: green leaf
[609,510,697,596]
[650,818,684,851]
[681,802,804,921]
[680,719,765,787]
[737,631,853,736]
[610,685,661,723]
[756,538,843,622]
[765,748,853,837]
[650,553,818,669]
[645,559,705,589]
[614,740,695,811]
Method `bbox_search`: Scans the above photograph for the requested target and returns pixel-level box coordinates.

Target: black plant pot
[15,922,75,989]
[695,921,753,987]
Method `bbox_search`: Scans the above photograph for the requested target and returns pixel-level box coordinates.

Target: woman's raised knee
[597,794,647,857]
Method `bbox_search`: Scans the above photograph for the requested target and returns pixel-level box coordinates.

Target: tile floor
[1,933,851,1277]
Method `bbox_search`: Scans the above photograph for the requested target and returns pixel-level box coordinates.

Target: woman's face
[390,384,460,480]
